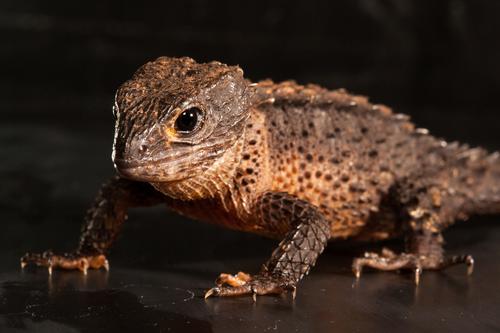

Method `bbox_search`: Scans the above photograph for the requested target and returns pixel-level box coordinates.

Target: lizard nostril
[139,144,148,153]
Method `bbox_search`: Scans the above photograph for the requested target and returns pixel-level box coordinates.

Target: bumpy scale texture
[22,57,500,298]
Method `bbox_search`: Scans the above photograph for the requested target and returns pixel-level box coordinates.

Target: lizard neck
[225,108,272,217]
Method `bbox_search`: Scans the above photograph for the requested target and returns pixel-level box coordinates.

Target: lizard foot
[352,248,474,284]
[204,272,296,300]
[20,251,109,275]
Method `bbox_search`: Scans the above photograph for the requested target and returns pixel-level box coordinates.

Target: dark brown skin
[22,57,500,299]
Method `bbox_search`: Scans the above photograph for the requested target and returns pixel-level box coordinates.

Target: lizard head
[112,57,252,183]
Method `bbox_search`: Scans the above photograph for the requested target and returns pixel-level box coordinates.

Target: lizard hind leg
[352,230,474,284]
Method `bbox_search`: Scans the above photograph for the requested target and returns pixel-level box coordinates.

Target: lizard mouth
[112,139,227,183]
[114,161,160,182]
[113,157,195,183]
[113,158,153,170]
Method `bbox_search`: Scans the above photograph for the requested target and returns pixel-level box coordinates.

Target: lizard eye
[175,107,203,133]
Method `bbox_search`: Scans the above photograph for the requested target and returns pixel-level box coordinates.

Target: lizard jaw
[113,158,192,183]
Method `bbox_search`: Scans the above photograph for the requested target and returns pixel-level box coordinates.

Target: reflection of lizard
[22,57,500,299]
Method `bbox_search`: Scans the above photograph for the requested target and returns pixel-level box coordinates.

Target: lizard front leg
[205,192,330,299]
[21,176,164,274]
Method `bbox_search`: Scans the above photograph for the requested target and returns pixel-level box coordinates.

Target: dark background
[1,1,500,332]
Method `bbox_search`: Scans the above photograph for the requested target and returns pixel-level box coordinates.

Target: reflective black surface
[2,1,500,332]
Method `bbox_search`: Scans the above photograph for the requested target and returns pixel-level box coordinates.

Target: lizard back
[248,81,451,240]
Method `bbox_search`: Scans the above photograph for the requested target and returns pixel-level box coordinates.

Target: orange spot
[164,127,177,139]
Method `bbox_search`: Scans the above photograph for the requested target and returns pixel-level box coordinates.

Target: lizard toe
[21,251,109,275]
[352,250,474,284]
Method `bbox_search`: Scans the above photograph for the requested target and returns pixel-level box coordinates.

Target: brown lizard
[21,57,500,299]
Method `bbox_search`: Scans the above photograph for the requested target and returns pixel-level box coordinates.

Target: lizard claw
[414,265,422,285]
[204,287,219,299]
[48,261,53,276]
[465,255,474,275]
[352,260,362,279]
[291,285,297,300]
[103,259,110,272]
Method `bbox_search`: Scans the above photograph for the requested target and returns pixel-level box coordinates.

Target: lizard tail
[453,146,500,216]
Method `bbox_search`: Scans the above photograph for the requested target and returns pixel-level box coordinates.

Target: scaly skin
[22,57,500,299]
